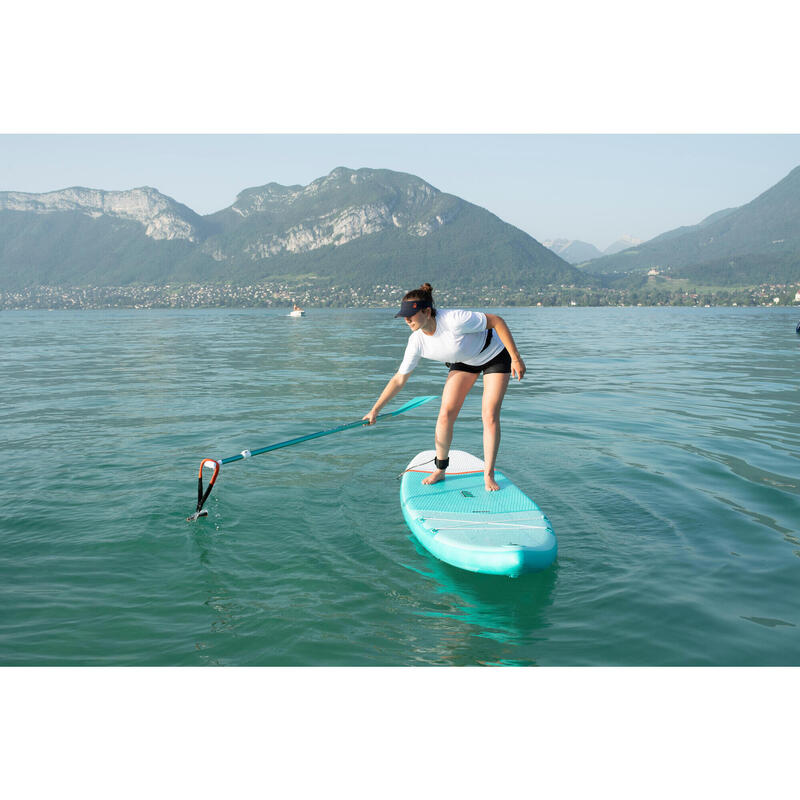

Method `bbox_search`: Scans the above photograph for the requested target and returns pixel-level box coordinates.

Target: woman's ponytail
[402,283,436,317]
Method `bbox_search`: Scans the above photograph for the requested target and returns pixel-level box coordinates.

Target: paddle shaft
[188,395,436,520]
[217,395,436,465]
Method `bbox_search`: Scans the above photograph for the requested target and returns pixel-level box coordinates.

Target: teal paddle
[187,395,437,521]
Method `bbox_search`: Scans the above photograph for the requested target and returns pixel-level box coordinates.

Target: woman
[363,283,526,491]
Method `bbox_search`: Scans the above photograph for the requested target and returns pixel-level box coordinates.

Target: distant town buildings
[2,281,799,310]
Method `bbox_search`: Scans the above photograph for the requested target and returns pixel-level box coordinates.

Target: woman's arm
[485,313,526,380]
[363,371,411,424]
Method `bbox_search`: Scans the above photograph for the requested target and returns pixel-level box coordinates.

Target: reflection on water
[400,536,558,665]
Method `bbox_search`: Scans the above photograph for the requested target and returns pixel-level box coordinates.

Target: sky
[2,134,799,250]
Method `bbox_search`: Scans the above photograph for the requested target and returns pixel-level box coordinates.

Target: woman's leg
[481,371,510,491]
[422,369,479,485]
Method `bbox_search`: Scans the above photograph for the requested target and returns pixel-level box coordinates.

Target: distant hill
[543,238,603,263]
[578,166,800,284]
[0,168,586,291]
[603,235,643,255]
[544,235,644,263]
[0,188,207,287]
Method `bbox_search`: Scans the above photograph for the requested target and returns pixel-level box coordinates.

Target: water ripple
[2,307,799,665]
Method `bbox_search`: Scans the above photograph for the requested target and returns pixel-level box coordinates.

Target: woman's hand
[364,372,409,425]
[511,357,526,381]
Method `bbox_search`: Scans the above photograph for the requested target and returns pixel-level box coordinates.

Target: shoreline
[2,282,800,311]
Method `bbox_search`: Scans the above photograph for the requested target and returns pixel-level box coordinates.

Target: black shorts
[447,347,512,375]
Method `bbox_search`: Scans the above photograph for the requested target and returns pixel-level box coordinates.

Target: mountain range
[1,164,798,293]
[0,168,585,291]
[578,166,800,284]
[543,235,643,263]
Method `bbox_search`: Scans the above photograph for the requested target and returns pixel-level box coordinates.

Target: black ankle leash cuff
[434,456,449,470]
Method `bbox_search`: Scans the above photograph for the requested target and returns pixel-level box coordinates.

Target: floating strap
[187,459,221,521]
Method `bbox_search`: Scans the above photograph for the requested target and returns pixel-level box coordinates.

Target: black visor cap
[394,299,431,318]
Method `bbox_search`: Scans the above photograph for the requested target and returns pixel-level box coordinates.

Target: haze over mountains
[543,235,643,263]
[1,164,798,293]
[0,168,583,291]
[578,166,800,284]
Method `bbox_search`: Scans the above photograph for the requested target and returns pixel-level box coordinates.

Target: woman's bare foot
[485,471,500,491]
[422,468,446,486]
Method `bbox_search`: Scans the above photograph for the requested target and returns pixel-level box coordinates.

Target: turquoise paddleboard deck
[400,450,557,577]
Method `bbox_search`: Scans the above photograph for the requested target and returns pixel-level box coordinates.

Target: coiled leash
[396,455,449,479]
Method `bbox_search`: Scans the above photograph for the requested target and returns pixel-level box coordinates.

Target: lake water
[2,306,799,666]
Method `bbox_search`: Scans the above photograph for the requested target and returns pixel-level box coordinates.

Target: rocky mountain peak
[0,185,202,241]
[220,167,455,255]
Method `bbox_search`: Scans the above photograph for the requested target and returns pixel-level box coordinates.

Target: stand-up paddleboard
[400,450,557,577]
